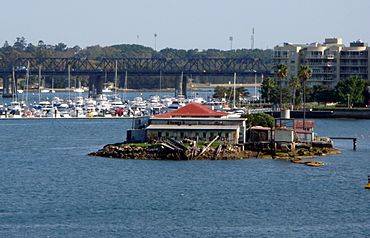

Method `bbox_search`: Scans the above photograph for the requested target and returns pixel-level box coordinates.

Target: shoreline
[89,142,341,163]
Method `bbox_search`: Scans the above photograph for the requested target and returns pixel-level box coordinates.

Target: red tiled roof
[154,102,228,118]
[294,120,315,129]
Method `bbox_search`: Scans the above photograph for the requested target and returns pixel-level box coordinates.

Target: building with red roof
[146,103,247,143]
[154,102,228,118]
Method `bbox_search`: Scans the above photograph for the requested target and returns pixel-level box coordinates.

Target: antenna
[251,27,255,50]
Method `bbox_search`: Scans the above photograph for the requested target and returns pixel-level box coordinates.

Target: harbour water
[1,118,370,237]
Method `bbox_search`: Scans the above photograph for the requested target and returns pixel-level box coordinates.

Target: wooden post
[353,138,357,151]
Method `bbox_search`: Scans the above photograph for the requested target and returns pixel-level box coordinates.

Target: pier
[330,137,357,150]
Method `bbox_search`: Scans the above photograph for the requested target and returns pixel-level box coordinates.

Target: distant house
[145,103,248,144]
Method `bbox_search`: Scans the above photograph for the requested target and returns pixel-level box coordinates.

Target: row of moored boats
[0,94,210,118]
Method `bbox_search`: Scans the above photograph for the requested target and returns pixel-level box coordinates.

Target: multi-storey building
[273,38,369,87]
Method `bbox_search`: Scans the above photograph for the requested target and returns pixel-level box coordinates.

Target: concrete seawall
[271,109,370,119]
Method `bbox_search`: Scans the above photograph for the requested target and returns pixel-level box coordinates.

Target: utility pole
[233,72,236,108]
[229,36,233,50]
[251,27,255,50]
[154,33,157,51]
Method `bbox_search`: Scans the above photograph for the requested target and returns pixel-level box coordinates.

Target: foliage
[241,112,274,127]
[298,65,313,109]
[308,85,336,103]
[213,86,249,101]
[335,76,366,105]
[298,65,313,83]
[276,64,288,81]
[276,64,288,107]
[288,76,301,106]
[260,77,279,103]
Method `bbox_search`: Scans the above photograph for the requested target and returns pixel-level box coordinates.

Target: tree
[213,86,249,102]
[241,112,274,127]
[13,37,27,51]
[298,65,313,129]
[335,76,366,106]
[309,85,336,103]
[276,64,288,108]
[288,76,301,107]
[260,77,279,103]
[55,42,67,51]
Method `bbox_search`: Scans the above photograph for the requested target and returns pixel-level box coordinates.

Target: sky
[1,0,369,50]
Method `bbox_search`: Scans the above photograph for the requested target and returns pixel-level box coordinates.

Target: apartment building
[273,38,370,87]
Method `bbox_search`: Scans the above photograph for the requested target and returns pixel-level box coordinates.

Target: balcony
[340,54,368,59]
[339,62,368,66]
[340,70,368,74]
[313,70,335,74]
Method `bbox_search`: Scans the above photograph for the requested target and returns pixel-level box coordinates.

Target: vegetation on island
[241,112,274,127]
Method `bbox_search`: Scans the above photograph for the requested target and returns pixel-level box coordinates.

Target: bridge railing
[0,57,273,76]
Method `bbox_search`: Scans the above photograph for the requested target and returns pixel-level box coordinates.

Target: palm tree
[288,76,301,109]
[298,65,313,130]
[276,64,288,110]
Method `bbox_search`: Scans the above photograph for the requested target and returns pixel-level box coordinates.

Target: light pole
[154,33,157,51]
[347,94,350,108]
[229,36,233,50]
[253,70,257,100]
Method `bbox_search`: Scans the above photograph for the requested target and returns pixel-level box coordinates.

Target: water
[0,118,369,237]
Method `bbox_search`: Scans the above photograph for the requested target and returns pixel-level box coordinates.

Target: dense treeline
[0,37,272,89]
[0,37,273,61]
[260,75,370,108]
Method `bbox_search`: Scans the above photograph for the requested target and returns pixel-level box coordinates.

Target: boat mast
[12,67,16,102]
[159,70,162,93]
[123,70,128,102]
[68,65,71,100]
[114,60,118,97]
[233,72,236,108]
[38,65,42,102]
[25,61,30,105]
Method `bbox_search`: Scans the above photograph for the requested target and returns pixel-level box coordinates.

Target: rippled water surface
[0,118,370,237]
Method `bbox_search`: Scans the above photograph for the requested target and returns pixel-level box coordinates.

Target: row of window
[155,131,231,140]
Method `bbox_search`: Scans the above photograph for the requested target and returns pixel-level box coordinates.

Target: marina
[0,85,265,119]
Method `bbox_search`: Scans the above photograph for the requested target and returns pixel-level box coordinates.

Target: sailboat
[102,87,112,93]
[41,77,51,93]
[74,80,84,93]
[113,60,119,98]
[50,76,55,93]
[102,70,112,93]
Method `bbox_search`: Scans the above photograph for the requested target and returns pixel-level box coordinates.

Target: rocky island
[89,104,342,166]
[89,138,341,165]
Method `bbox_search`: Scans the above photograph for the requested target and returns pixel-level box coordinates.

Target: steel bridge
[0,57,272,97]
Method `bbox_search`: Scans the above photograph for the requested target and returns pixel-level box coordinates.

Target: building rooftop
[154,102,228,118]
[146,124,240,130]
